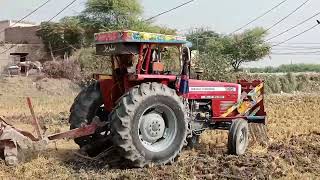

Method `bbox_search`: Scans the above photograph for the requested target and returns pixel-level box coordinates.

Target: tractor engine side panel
[186,80,241,117]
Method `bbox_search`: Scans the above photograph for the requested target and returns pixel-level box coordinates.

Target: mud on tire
[110,82,189,167]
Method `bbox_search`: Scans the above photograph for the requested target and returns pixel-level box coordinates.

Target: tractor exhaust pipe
[179,47,191,95]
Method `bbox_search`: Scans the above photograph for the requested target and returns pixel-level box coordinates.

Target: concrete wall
[5,26,42,44]
[0,21,10,43]
[0,20,36,43]
[0,44,48,72]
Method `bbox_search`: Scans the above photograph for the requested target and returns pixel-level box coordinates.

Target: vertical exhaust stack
[179,47,191,95]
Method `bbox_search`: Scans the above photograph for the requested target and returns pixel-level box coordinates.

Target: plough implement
[0,98,104,166]
[218,80,269,145]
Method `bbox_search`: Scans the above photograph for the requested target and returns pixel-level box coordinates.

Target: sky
[1,0,320,67]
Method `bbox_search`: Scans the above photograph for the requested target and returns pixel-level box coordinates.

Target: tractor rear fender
[98,77,121,112]
[97,73,179,112]
[94,73,127,112]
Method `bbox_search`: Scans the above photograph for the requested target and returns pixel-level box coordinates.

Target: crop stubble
[0,82,319,179]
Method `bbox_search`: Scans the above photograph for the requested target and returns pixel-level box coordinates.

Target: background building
[0,20,36,43]
[0,20,46,72]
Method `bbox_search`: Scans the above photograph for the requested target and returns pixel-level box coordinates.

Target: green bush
[238,73,320,94]
[73,48,111,86]
[42,48,112,87]
[249,64,320,73]
[43,58,81,80]
[283,73,297,93]
[296,74,309,92]
[265,75,282,94]
[196,53,232,82]
[279,76,291,93]
[75,48,111,77]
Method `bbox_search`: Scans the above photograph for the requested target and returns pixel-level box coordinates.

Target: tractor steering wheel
[163,70,172,75]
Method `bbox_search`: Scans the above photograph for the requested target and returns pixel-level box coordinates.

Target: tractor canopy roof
[94,30,189,45]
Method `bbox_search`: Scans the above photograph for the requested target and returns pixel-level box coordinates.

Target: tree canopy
[37,18,84,57]
[222,28,271,71]
[187,28,220,52]
[79,0,142,32]
[187,28,271,72]
[79,0,176,34]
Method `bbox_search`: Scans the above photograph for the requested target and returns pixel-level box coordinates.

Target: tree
[130,20,176,35]
[37,19,84,58]
[79,0,142,32]
[197,52,232,81]
[37,0,177,57]
[60,17,85,49]
[187,28,220,52]
[187,27,271,72]
[187,29,232,81]
[79,0,176,36]
[222,28,271,71]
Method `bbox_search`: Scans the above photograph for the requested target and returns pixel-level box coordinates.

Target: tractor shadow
[63,144,229,172]
[63,147,131,171]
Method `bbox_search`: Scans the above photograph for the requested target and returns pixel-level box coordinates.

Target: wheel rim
[138,104,177,152]
[238,127,247,151]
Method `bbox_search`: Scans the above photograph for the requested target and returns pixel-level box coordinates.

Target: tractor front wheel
[228,119,249,155]
[110,82,189,167]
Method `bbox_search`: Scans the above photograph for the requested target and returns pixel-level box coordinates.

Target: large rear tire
[69,81,108,148]
[110,82,188,167]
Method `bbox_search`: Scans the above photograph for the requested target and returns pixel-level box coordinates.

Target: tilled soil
[59,132,319,180]
[0,78,319,179]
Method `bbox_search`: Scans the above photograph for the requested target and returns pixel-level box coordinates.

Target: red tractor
[68,30,267,167]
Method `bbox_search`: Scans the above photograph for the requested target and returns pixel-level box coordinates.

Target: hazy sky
[1,0,320,67]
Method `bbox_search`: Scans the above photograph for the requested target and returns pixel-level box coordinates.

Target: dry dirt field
[0,77,319,179]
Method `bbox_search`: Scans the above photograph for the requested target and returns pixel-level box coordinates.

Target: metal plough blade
[249,123,269,146]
